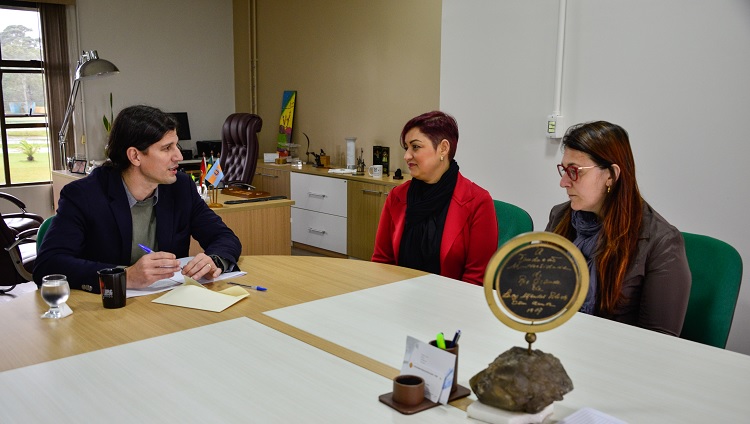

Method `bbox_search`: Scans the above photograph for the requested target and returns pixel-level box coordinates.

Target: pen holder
[430,340,459,393]
[429,339,471,401]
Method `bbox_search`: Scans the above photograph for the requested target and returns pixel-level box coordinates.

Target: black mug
[98,267,127,309]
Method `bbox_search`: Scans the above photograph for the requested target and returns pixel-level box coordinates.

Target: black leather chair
[0,192,43,233]
[0,212,37,294]
[220,113,262,189]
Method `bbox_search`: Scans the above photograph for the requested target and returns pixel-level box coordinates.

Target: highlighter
[436,332,447,349]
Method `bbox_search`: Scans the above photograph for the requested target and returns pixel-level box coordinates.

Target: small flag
[205,157,224,187]
[199,155,207,187]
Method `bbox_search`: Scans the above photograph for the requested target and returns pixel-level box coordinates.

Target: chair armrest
[0,192,27,211]
[6,236,36,252]
[16,228,39,240]
[3,212,44,224]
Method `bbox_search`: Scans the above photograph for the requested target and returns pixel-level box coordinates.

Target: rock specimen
[469,346,573,413]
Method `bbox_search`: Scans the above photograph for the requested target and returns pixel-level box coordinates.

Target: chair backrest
[493,200,534,247]
[680,232,743,348]
[0,212,34,290]
[220,113,262,186]
[37,215,55,252]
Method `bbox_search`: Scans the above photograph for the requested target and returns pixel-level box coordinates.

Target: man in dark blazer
[33,105,241,293]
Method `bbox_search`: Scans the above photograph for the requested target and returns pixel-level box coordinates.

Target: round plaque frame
[483,232,589,333]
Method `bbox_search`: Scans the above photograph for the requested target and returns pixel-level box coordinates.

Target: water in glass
[40,274,70,319]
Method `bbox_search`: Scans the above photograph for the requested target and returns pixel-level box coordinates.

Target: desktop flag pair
[205,157,224,187]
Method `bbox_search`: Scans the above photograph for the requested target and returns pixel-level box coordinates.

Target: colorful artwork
[277,90,297,157]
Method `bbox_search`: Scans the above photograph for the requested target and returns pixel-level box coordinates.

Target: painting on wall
[277,90,297,157]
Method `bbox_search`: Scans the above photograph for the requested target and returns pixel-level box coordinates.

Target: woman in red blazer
[372,111,498,285]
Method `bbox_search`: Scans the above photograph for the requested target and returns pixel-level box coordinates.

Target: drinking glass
[40,274,70,319]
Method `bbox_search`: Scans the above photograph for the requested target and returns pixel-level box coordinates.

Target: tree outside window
[1,4,51,186]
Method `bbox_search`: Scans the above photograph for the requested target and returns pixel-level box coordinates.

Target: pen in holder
[428,339,471,401]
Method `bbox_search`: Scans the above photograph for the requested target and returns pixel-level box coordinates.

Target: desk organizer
[220,187,271,199]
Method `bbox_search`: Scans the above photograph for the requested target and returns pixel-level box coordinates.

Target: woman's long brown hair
[553,121,643,314]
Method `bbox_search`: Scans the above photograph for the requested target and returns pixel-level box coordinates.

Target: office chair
[0,192,43,233]
[36,215,55,252]
[0,212,37,294]
[220,113,262,189]
[680,232,743,349]
[493,200,534,247]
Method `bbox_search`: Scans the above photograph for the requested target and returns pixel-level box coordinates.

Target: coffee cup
[98,267,127,309]
[368,164,383,178]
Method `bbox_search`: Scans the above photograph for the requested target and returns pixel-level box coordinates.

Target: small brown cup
[98,267,127,309]
[392,375,425,406]
[430,340,459,393]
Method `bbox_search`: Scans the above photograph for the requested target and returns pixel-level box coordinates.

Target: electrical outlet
[547,114,564,139]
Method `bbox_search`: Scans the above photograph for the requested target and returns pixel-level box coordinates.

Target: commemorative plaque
[469,232,589,416]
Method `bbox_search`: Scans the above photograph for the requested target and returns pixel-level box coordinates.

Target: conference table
[1,256,749,423]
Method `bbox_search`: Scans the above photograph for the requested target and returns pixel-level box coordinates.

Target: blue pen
[452,330,462,345]
[138,243,153,254]
[227,281,267,291]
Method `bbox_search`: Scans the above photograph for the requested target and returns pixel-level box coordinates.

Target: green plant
[102,92,114,133]
[18,139,39,161]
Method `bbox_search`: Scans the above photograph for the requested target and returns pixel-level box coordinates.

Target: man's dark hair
[105,105,178,171]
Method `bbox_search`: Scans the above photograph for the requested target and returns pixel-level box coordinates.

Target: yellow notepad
[152,277,248,312]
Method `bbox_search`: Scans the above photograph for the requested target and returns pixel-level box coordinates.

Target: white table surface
[265,274,750,423]
[0,317,467,423]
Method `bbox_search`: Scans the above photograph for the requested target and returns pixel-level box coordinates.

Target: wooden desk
[2,258,748,422]
[50,170,85,210]
[0,257,424,373]
[267,273,750,423]
[188,193,294,256]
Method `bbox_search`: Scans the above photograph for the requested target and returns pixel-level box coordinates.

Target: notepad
[152,276,248,312]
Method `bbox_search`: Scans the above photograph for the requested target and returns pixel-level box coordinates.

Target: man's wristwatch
[208,255,225,272]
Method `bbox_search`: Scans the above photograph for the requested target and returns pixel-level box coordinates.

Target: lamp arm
[58,78,81,169]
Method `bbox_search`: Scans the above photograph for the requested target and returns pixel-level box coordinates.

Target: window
[0,2,50,186]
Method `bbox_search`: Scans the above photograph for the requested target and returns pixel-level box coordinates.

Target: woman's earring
[607,185,611,194]
[440,155,444,161]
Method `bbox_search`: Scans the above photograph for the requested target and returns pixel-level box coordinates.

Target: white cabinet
[291,173,347,254]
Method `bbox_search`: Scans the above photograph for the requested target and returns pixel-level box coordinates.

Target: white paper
[400,335,456,404]
[558,408,626,424]
[126,257,246,298]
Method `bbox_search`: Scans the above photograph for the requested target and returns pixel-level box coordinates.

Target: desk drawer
[291,208,347,254]
[291,173,347,217]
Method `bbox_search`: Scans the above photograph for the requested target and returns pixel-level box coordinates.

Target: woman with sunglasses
[546,121,690,336]
[372,111,498,285]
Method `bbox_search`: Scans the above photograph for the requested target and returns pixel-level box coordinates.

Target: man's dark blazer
[33,166,241,293]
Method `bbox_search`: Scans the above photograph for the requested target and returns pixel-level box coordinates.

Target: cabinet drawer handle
[361,189,383,195]
[308,227,327,235]
[307,192,327,198]
[256,173,279,178]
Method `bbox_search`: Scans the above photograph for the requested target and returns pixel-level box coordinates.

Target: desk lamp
[58,50,120,170]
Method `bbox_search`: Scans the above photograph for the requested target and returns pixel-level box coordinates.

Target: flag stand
[207,185,223,209]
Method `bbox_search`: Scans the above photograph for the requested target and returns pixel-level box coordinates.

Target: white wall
[70,0,235,161]
[441,0,750,354]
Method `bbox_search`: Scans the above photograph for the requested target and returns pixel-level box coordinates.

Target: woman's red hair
[553,121,643,314]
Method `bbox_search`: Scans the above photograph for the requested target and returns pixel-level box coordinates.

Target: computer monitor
[168,112,192,141]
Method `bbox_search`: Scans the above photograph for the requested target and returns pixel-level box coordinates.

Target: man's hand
[126,252,181,288]
[182,252,222,281]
